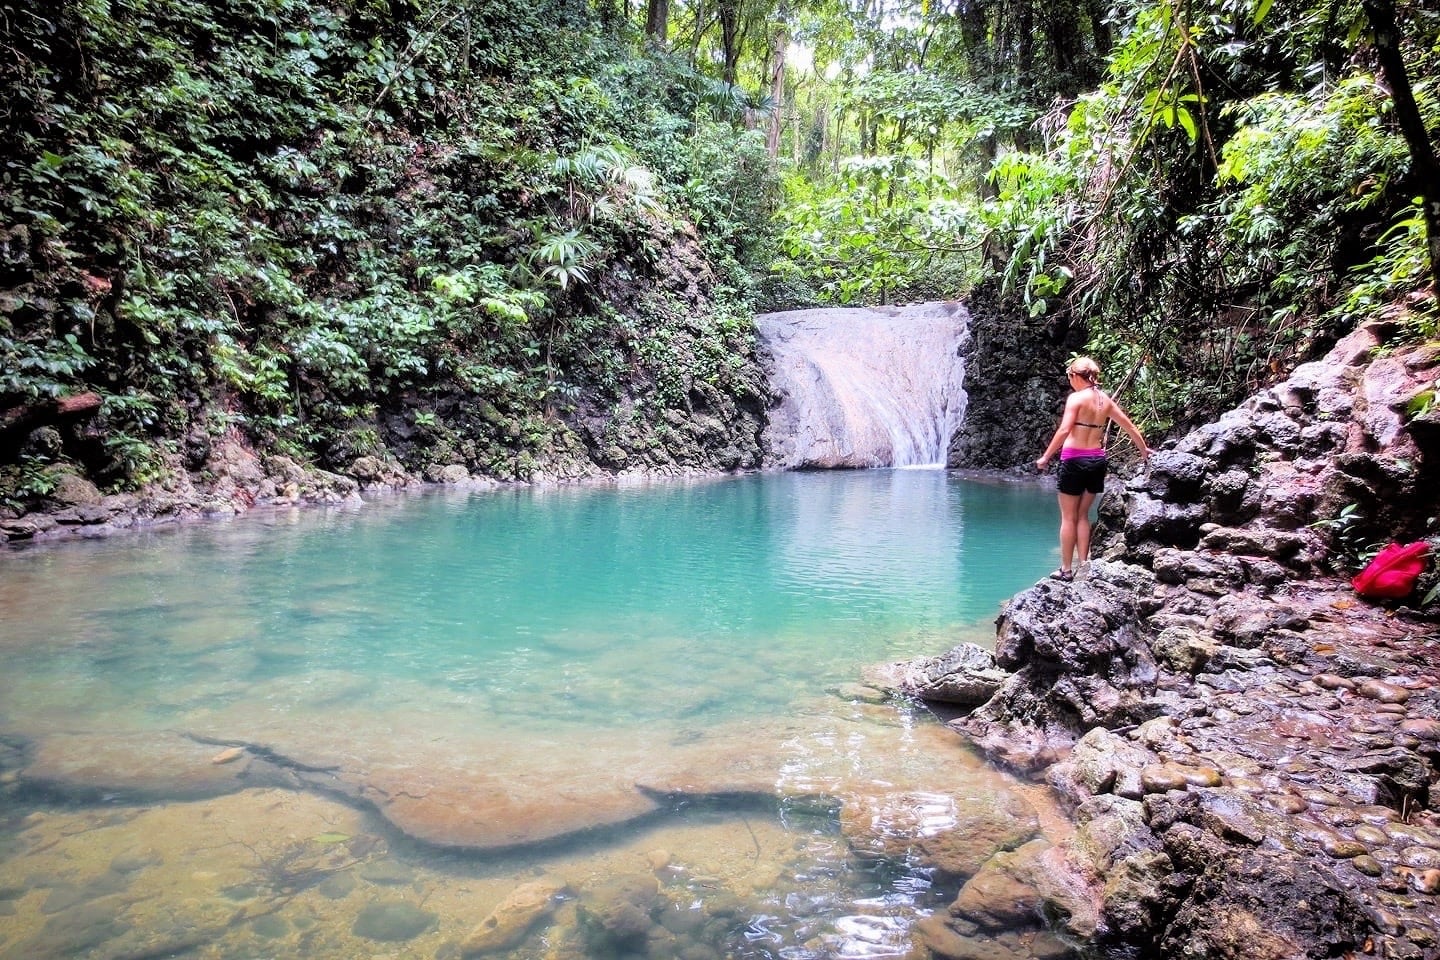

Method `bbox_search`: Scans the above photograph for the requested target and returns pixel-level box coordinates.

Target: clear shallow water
[0,470,1067,960]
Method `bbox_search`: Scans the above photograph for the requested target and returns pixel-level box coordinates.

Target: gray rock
[865,643,1010,707]
[351,900,438,942]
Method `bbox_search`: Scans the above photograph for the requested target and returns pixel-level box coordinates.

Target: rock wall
[879,321,1440,960]
[947,280,1087,469]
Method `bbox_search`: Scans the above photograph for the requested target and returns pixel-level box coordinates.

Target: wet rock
[461,878,569,955]
[1352,855,1384,877]
[1047,727,1154,803]
[50,472,104,507]
[1195,790,1288,846]
[954,562,1161,767]
[1357,680,1411,704]
[1071,795,1160,873]
[1411,869,1440,894]
[576,872,660,948]
[1097,849,1173,945]
[352,900,438,942]
[1386,822,1440,848]
[1320,837,1370,860]
[1400,847,1440,870]
[1139,765,1191,794]
[949,842,1046,930]
[840,788,1040,881]
[864,643,1010,707]
[1150,625,1216,673]
[1123,494,1208,548]
[359,861,415,886]
[1154,823,1370,960]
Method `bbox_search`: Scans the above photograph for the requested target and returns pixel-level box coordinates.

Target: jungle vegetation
[2,0,1437,502]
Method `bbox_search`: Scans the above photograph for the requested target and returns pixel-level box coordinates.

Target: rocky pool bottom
[0,692,1085,960]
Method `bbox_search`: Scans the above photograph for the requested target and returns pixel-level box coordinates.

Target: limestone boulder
[461,878,570,956]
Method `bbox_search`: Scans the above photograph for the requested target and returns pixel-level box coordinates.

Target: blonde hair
[1067,357,1101,385]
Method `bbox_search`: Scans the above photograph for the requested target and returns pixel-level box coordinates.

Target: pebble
[1322,837,1371,859]
[1314,806,1359,829]
[1264,793,1309,815]
[1297,788,1346,807]
[1352,855,1384,877]
[1387,824,1440,849]
[1294,822,1344,848]
[1411,869,1440,895]
[1140,765,1191,794]
[1313,674,1357,690]
[1400,718,1440,742]
[1400,847,1440,870]
[1180,766,1223,787]
[1355,825,1390,847]
[1356,806,1402,826]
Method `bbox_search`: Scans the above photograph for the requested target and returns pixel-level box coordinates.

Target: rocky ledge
[875,321,1440,959]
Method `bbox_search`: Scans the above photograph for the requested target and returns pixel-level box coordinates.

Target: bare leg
[1057,492,1083,573]
[1076,490,1097,567]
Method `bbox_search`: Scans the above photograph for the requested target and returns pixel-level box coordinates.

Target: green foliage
[773,155,978,304]
[0,457,59,512]
[1,0,781,491]
[972,0,1440,435]
[1310,503,1385,573]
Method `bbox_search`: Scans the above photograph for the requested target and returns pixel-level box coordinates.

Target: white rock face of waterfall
[757,302,970,468]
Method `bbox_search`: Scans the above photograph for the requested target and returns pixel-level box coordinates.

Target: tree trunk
[765,1,789,158]
[718,0,740,85]
[644,0,669,46]
[1363,0,1440,291]
[1086,0,1112,62]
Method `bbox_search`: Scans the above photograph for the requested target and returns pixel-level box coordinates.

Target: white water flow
[757,302,970,469]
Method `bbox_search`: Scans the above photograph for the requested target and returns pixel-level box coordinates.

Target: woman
[1034,357,1151,581]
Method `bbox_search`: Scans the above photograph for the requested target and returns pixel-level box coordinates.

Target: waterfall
[756,302,970,469]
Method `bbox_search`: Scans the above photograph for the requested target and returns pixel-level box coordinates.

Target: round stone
[1354,825,1389,847]
[1351,855,1384,877]
[1321,837,1370,859]
[1355,805,1400,825]
[1410,869,1440,894]
[1140,765,1191,794]
[1387,823,1440,849]
[1400,846,1440,870]
[1264,793,1309,815]
[1400,718,1440,742]
[352,901,438,942]
[1180,766,1223,787]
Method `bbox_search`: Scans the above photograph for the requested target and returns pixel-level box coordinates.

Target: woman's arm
[1106,399,1151,459]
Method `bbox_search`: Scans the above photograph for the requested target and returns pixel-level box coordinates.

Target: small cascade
[756,302,970,469]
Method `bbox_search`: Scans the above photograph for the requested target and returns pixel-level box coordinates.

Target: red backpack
[1352,541,1430,600]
